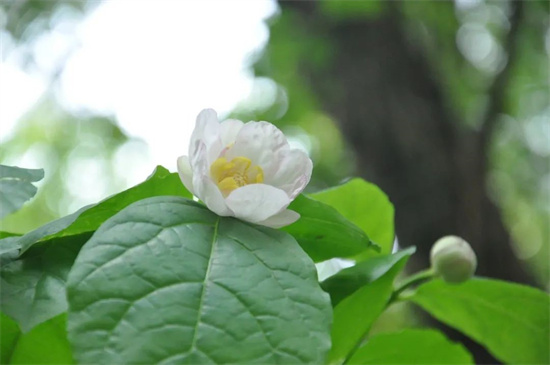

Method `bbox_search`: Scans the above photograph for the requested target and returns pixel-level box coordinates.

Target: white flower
[177,109,312,228]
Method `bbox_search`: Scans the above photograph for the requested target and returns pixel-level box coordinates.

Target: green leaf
[284,194,378,262]
[67,196,332,364]
[347,329,473,364]
[328,249,414,365]
[0,165,44,219]
[0,233,91,332]
[1,312,20,364]
[18,165,190,254]
[310,178,395,256]
[321,247,416,306]
[0,237,21,256]
[8,314,73,364]
[411,278,550,364]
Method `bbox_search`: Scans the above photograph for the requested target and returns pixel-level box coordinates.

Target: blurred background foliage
[0,1,548,359]
[233,0,549,290]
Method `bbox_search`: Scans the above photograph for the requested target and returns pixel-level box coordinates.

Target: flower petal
[255,209,300,228]
[189,109,223,167]
[177,155,195,195]
[190,141,233,216]
[266,149,313,199]
[225,184,290,223]
[195,175,233,216]
[219,119,244,149]
[225,121,289,176]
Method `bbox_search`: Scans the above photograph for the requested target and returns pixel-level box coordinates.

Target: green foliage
[328,249,414,364]
[347,329,473,364]
[0,237,20,255]
[1,166,190,334]
[0,100,131,234]
[0,233,89,333]
[0,313,20,363]
[0,165,44,219]
[1,1,87,43]
[0,161,547,364]
[7,314,73,365]
[310,178,395,256]
[411,278,550,364]
[284,195,378,262]
[67,196,332,364]
[321,247,415,307]
[17,166,190,254]
[320,0,384,20]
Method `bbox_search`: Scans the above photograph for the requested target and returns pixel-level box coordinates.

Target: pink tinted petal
[177,155,195,195]
[266,149,313,199]
[225,184,290,223]
[255,209,300,228]
[225,121,289,174]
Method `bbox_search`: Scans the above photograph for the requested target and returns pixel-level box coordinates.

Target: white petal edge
[255,209,300,228]
[225,184,290,223]
[177,155,195,195]
[189,109,223,167]
[191,141,232,216]
[267,149,313,199]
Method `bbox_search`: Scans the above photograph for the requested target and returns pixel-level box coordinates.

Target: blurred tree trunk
[278,1,535,363]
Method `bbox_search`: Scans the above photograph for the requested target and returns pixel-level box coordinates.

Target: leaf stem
[389,268,436,304]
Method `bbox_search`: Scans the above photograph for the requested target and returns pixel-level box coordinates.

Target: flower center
[210,156,264,196]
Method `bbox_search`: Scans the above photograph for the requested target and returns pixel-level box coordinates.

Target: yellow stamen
[210,156,264,196]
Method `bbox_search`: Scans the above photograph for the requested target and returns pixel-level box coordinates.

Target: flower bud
[430,236,477,284]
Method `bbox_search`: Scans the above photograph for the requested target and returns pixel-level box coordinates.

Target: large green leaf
[411,278,550,364]
[8,314,73,364]
[0,165,44,219]
[0,237,20,255]
[310,178,394,256]
[18,165,190,254]
[67,196,332,364]
[0,233,91,332]
[328,249,414,365]
[347,329,473,364]
[0,313,20,363]
[284,194,378,262]
[321,247,415,307]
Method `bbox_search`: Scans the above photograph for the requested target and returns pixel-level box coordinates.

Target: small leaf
[67,196,332,364]
[328,249,414,364]
[0,233,91,332]
[284,194,378,262]
[347,329,473,364]
[0,165,44,219]
[310,178,395,256]
[411,278,550,364]
[322,247,415,306]
[18,165,190,254]
[8,314,73,364]
[1,312,20,364]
